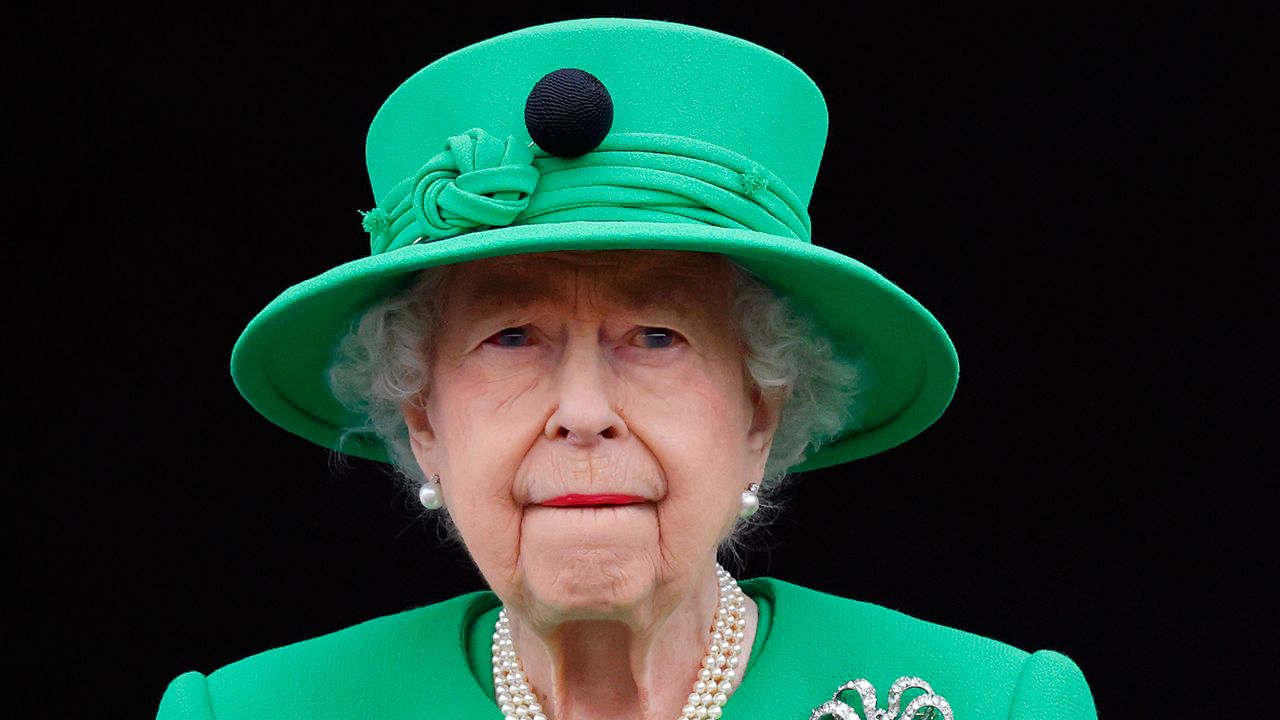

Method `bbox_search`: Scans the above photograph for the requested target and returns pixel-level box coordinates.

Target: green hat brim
[231,220,958,474]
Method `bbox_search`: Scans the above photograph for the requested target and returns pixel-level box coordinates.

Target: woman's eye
[634,327,681,349]
[486,327,533,347]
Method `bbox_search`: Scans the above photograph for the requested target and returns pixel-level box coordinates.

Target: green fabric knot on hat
[409,128,540,244]
[363,128,541,255]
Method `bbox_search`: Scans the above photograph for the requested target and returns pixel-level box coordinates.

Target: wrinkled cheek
[656,444,750,565]
[656,483,737,566]
[433,429,526,593]
[453,496,524,592]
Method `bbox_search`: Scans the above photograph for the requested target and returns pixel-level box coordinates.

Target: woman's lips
[539,494,649,507]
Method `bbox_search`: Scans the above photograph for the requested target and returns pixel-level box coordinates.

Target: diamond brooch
[809,676,955,720]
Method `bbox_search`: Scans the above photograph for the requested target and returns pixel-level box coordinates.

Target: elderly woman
[157,17,1096,720]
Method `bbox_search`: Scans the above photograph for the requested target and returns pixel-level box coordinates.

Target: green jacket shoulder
[736,578,1096,720]
[156,590,500,719]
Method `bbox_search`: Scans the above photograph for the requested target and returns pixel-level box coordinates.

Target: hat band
[359,128,811,255]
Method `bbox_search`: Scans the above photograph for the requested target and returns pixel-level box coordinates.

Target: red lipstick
[540,494,648,507]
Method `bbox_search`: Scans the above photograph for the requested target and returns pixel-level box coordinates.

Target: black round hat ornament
[524,68,614,158]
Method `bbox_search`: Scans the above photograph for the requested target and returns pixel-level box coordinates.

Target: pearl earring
[418,473,444,510]
[739,482,761,518]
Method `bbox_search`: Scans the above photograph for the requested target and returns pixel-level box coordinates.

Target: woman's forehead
[443,250,730,313]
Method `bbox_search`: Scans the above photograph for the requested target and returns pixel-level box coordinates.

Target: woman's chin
[518,505,663,616]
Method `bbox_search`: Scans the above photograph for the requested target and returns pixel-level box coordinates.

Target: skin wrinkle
[401,250,779,720]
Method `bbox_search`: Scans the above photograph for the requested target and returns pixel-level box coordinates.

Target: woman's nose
[544,333,627,446]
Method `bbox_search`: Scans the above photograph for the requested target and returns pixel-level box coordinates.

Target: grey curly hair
[326,253,869,563]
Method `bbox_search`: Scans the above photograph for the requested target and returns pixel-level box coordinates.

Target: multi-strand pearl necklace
[491,564,749,720]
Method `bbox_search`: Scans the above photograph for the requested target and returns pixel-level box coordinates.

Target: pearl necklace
[491,564,749,720]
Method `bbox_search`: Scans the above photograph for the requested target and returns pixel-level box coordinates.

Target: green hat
[231,17,959,474]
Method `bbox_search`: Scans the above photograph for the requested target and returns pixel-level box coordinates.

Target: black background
[17,2,1269,718]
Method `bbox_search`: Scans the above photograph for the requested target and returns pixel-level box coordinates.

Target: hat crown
[366,18,827,219]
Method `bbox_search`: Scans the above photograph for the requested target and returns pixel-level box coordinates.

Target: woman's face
[403,249,781,624]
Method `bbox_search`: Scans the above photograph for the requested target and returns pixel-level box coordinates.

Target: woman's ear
[746,384,784,459]
[402,394,436,467]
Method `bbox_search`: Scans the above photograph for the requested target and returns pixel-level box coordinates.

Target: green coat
[156,577,1096,719]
